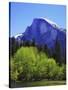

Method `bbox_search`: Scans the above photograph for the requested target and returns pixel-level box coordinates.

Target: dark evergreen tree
[31,38,35,46]
[36,45,42,52]
[54,40,61,64]
[9,37,20,57]
[22,40,30,46]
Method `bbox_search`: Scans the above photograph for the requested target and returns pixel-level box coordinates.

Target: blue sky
[10,2,66,36]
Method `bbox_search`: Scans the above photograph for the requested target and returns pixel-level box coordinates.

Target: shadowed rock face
[15,18,66,63]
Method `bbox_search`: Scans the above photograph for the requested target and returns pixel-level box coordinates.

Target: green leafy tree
[46,58,58,80]
[56,64,66,80]
[10,47,37,81]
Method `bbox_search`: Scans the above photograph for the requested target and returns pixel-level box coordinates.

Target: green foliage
[10,58,19,80]
[10,47,66,81]
[10,47,37,81]
[56,64,66,80]
[47,59,66,80]
[47,58,58,80]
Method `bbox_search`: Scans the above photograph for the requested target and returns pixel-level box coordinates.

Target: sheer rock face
[15,18,66,62]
